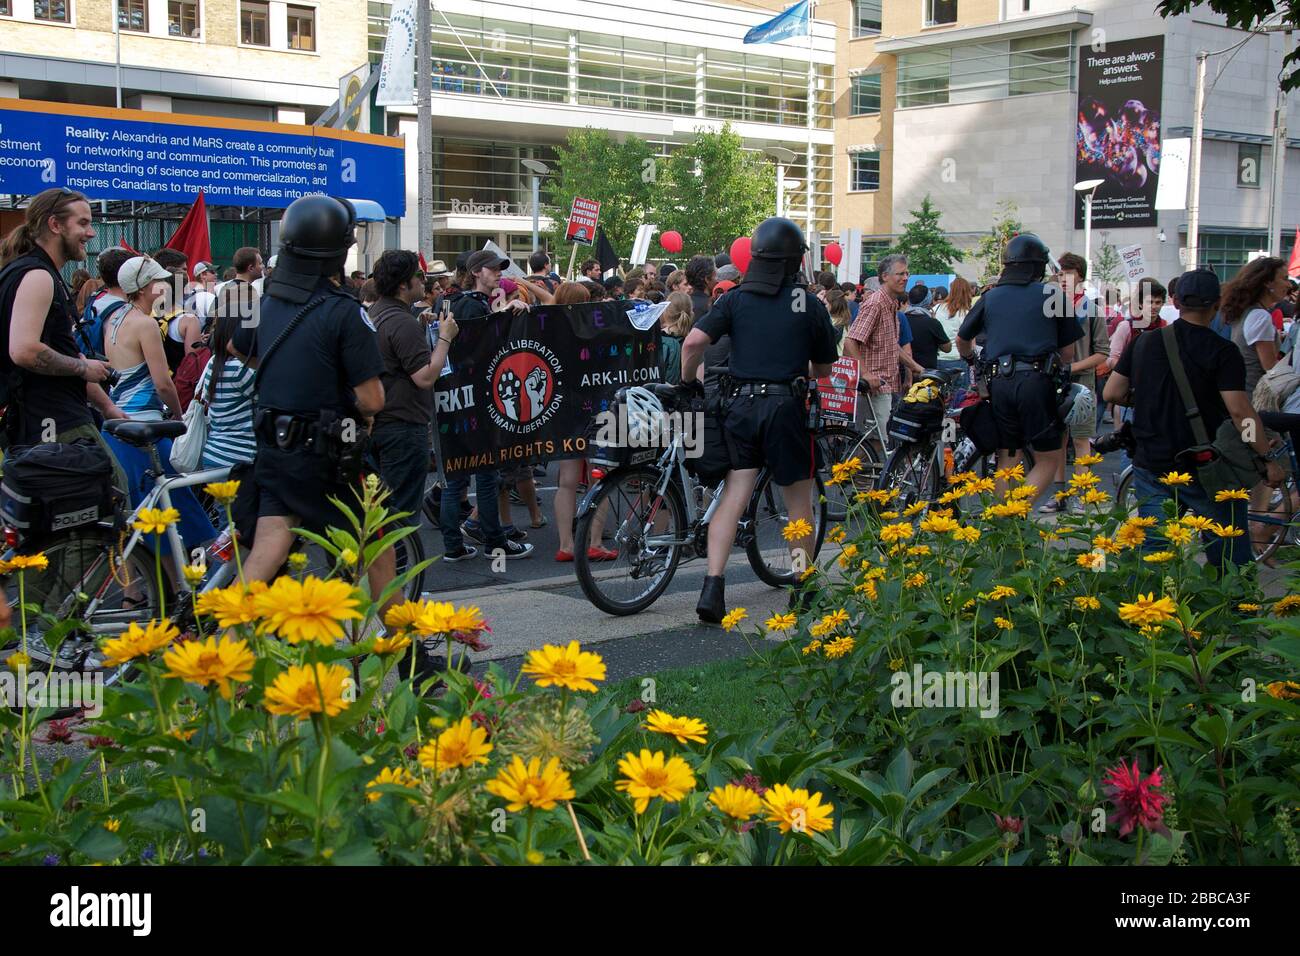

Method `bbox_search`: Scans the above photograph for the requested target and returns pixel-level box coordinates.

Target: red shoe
[555,550,574,562]
[587,547,619,562]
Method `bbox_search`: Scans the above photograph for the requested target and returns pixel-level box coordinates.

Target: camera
[1091,422,1135,455]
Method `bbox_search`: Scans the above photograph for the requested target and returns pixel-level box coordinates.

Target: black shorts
[254,444,357,536]
[722,394,816,487]
[988,371,1063,453]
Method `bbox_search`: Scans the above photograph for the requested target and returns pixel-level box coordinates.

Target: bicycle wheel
[745,471,829,587]
[1250,477,1295,563]
[1,528,164,689]
[817,424,881,524]
[394,529,428,599]
[574,466,686,616]
[879,441,943,509]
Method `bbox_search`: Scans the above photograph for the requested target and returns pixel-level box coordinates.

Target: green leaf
[75,826,126,862]
[936,835,1000,866]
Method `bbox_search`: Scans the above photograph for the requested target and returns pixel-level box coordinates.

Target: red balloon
[659,230,683,254]
[825,242,843,267]
[729,236,752,273]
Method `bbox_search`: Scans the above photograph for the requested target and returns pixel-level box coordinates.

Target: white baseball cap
[119,256,172,295]
[192,260,217,278]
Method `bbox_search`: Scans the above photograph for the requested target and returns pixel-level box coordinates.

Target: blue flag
[744,0,810,45]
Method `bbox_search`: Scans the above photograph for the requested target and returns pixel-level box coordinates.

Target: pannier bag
[0,440,118,538]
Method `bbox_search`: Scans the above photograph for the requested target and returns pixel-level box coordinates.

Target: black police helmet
[1002,233,1050,266]
[279,195,357,260]
[751,217,808,262]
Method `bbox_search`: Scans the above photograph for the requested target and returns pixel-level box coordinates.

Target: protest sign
[566,197,601,245]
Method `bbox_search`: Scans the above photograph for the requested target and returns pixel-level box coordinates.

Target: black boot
[697,575,726,624]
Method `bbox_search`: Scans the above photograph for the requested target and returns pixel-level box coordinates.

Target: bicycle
[573,384,829,616]
[817,381,884,524]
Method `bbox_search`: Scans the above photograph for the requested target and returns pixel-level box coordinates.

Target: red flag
[118,237,140,256]
[1288,228,1300,279]
[164,190,212,272]
[419,252,429,272]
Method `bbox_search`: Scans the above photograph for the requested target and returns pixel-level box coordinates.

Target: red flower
[1102,760,1169,837]
[734,772,767,796]
[472,677,494,701]
[375,720,387,736]
[624,698,646,714]
[39,718,74,744]
[451,630,491,652]
[86,735,118,750]
[994,814,1023,835]
[403,742,420,760]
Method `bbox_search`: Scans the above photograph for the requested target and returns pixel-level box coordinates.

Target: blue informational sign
[0,98,405,215]
[908,274,956,294]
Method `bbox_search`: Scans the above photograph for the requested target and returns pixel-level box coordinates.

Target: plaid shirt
[845,286,901,393]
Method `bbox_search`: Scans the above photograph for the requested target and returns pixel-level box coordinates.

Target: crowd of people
[1,188,1298,653]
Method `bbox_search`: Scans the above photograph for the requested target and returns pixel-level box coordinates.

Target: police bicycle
[815,379,885,524]
[572,384,829,616]
[1,419,427,688]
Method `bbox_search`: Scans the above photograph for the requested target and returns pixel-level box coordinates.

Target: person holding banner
[681,216,838,624]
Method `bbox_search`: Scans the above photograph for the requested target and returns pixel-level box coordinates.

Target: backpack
[0,439,118,539]
[174,343,213,413]
[77,292,127,361]
[1253,347,1300,413]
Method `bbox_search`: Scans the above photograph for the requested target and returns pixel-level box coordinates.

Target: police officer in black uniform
[680,217,838,623]
[955,233,1079,504]
[232,195,389,588]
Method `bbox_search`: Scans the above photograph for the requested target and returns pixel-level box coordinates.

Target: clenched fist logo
[524,366,547,420]
[497,368,523,422]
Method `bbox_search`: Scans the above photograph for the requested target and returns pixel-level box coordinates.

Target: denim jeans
[1131,466,1252,567]
[440,469,504,551]
[371,421,429,529]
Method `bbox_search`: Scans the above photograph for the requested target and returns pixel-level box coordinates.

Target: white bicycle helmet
[623,386,665,446]
[1059,382,1096,429]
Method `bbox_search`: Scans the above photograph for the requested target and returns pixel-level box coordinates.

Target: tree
[888,195,964,275]
[1093,233,1124,287]
[544,129,658,271]
[653,124,776,259]
[973,201,1023,286]
[1158,1,1300,91]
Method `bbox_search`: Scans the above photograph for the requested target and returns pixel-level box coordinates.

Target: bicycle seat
[104,419,187,446]
[1260,411,1300,432]
[918,368,959,386]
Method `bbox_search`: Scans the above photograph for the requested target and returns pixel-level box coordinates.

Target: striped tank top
[106,306,165,420]
[195,356,257,469]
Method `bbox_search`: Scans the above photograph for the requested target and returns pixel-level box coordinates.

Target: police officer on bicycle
[680,216,838,623]
[955,233,1080,503]
[232,196,391,594]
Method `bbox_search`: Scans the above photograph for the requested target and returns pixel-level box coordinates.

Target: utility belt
[253,407,370,484]
[725,376,809,399]
[981,353,1063,382]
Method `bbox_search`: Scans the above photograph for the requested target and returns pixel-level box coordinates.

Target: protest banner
[818,357,859,423]
[566,197,601,244]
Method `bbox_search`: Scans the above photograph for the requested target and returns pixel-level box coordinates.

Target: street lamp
[767,147,798,218]
[521,158,550,251]
[1075,179,1104,279]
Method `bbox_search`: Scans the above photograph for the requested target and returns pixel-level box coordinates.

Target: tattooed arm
[9,269,111,382]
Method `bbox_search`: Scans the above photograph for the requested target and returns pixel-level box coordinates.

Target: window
[287,4,315,51]
[852,0,881,37]
[851,151,880,191]
[0,0,11,15]
[1198,231,1268,281]
[851,74,882,115]
[34,0,70,22]
[118,0,146,32]
[1008,33,1071,95]
[240,0,268,45]
[168,0,198,37]
[861,240,894,277]
[1237,143,1262,188]
[897,49,950,107]
[927,0,957,26]
[897,32,1072,107]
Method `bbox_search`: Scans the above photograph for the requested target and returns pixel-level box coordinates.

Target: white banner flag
[375,0,418,107]
[1154,137,1191,211]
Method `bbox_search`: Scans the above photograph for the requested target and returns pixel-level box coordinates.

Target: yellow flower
[937,490,962,504]
[1143,551,1176,564]
[1180,514,1215,532]
[287,552,308,571]
[103,818,121,833]
[880,511,900,520]
[854,579,878,600]
[721,607,748,631]
[837,544,859,568]
[863,487,901,504]
[826,526,846,544]
[1051,576,1066,588]
[864,566,887,581]
[802,639,823,655]
[0,552,49,573]
[709,784,763,821]
[1092,534,1122,555]
[194,582,267,629]
[372,632,413,656]
[1128,516,1158,527]
[263,663,352,720]
[1273,595,1300,617]
[828,457,863,486]
[616,749,696,814]
[995,463,1025,482]
[203,480,241,503]
[1118,592,1178,628]
[879,522,914,544]
[644,709,709,745]
[181,563,206,586]
[902,571,926,590]
[252,576,362,646]
[132,507,180,535]
[1076,551,1106,571]
[1074,596,1101,611]
[763,783,834,835]
[383,599,425,632]
[485,755,575,811]
[521,640,606,692]
[960,477,997,496]
[764,612,797,632]
[161,635,255,699]
[1237,602,1262,612]
[526,850,545,864]
[781,518,813,542]
[984,500,1031,519]
[823,635,855,658]
[365,765,419,802]
[985,585,1017,601]
[1075,453,1104,466]
[1080,489,1111,505]
[952,525,981,544]
[1214,488,1250,502]
[1006,484,1039,501]
[1210,522,1244,538]
[6,650,31,672]
[100,620,179,667]
[1068,471,1102,490]
[1163,522,1194,546]
[339,548,358,567]
[947,470,978,486]
[902,501,927,518]
[920,513,960,534]
[810,608,849,637]
[418,716,493,773]
[993,616,1013,630]
[1115,523,1146,549]
[888,657,906,671]
[1054,490,1072,502]
[1160,472,1193,486]
[1263,680,1300,701]
[170,726,198,742]
[905,545,932,557]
